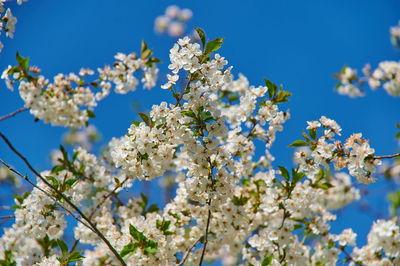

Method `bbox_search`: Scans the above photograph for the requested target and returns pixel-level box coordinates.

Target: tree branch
[178,237,201,266]
[374,153,400,160]
[0,215,14,220]
[0,132,126,266]
[198,199,212,266]
[0,158,92,231]
[0,107,29,122]
[88,176,130,220]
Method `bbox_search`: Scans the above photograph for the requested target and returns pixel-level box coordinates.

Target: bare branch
[178,237,201,266]
[374,153,400,160]
[0,215,14,220]
[88,176,130,220]
[198,199,212,266]
[0,107,29,122]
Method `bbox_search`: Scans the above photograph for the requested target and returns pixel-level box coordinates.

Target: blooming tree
[0,2,399,265]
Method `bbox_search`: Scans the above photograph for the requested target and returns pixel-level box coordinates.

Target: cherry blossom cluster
[154,5,193,38]
[293,116,381,184]
[334,20,400,97]
[0,0,20,52]
[2,45,159,128]
[391,20,400,47]
[0,28,399,266]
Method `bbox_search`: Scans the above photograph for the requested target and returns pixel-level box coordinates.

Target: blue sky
[0,0,399,254]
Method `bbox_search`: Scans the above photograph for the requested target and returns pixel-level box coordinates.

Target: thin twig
[175,74,194,107]
[198,199,212,266]
[374,153,400,160]
[88,176,130,220]
[0,133,126,266]
[0,158,93,231]
[178,237,201,266]
[0,215,14,220]
[0,107,29,122]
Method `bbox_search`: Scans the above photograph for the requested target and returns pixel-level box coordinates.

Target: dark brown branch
[178,237,201,266]
[0,132,126,266]
[88,176,130,220]
[0,158,92,231]
[374,153,400,160]
[0,107,29,122]
[198,199,212,266]
[0,215,14,220]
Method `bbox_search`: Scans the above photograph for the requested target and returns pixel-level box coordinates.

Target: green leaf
[205,38,224,55]
[182,110,196,118]
[46,176,59,189]
[67,251,85,263]
[274,90,292,104]
[278,166,290,181]
[64,178,78,189]
[388,190,400,216]
[87,110,95,118]
[141,40,148,55]
[51,165,65,174]
[144,245,157,255]
[147,204,159,214]
[142,49,153,59]
[120,242,136,257]
[138,112,151,127]
[194,27,206,49]
[59,145,68,162]
[129,224,140,241]
[13,194,23,204]
[131,121,141,127]
[140,193,148,206]
[309,129,317,140]
[16,52,29,71]
[314,182,334,190]
[161,220,171,231]
[72,151,79,162]
[56,239,68,259]
[289,140,310,148]
[264,78,278,99]
[262,254,273,266]
[241,178,251,186]
[293,224,303,231]
[395,131,400,140]
[7,66,20,76]
[334,82,342,91]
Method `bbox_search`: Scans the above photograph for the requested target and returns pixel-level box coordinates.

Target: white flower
[4,8,17,39]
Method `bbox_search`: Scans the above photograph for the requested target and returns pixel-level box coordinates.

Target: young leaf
[16,52,29,72]
[129,224,140,241]
[87,110,96,118]
[205,38,224,55]
[67,251,85,263]
[56,239,68,259]
[147,204,159,214]
[182,110,196,118]
[261,254,273,266]
[194,27,206,49]
[309,128,317,140]
[138,112,151,127]
[289,140,310,147]
[264,78,278,99]
[131,121,141,127]
[120,243,136,257]
[141,40,148,55]
[275,90,292,103]
[278,166,290,181]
